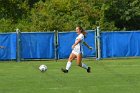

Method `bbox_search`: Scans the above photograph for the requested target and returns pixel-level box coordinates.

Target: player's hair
[77,26,87,37]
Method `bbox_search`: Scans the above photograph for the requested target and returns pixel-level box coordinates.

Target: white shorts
[72,49,83,55]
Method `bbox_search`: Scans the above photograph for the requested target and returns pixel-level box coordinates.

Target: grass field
[0,58,140,93]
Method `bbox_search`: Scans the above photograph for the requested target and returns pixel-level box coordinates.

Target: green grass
[0,58,140,93]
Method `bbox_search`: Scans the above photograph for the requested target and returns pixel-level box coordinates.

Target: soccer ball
[39,64,47,72]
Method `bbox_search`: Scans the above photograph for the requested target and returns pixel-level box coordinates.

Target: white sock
[82,63,88,69]
[66,61,72,70]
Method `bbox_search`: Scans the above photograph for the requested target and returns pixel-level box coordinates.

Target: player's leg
[66,53,76,70]
[76,53,82,67]
[76,54,91,73]
[61,53,76,73]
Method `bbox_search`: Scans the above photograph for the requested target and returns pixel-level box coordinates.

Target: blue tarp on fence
[1,30,140,60]
[58,32,77,59]
[21,32,55,59]
[101,31,140,58]
[58,31,95,59]
[0,33,16,60]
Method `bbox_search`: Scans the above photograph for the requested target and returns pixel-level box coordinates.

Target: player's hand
[72,45,75,49]
[89,46,93,50]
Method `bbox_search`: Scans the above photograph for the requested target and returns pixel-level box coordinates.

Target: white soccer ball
[39,64,47,72]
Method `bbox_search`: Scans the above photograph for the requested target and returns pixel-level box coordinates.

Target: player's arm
[83,42,93,50]
[72,38,81,49]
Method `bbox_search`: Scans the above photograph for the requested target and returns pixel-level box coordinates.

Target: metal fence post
[54,30,58,62]
[16,28,21,62]
[96,26,101,60]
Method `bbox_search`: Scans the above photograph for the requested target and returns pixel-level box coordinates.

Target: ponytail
[77,26,87,37]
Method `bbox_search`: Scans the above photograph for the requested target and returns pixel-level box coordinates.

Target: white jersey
[72,33,84,55]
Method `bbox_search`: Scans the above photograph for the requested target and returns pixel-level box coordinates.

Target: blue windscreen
[58,31,95,59]
[101,31,140,58]
[21,32,55,59]
[0,33,16,60]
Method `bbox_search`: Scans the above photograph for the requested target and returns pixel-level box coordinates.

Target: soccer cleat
[87,67,91,73]
[61,68,68,73]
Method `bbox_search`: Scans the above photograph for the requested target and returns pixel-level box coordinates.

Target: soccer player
[61,26,93,73]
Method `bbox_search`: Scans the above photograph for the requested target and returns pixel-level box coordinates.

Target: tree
[104,0,140,31]
[0,0,139,32]
[24,0,101,31]
[0,0,29,22]
[0,0,29,32]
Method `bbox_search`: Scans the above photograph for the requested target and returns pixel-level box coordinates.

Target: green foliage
[104,0,140,31]
[0,18,15,32]
[0,0,139,32]
[28,0,100,31]
[0,0,29,21]
[99,3,118,31]
[0,0,30,32]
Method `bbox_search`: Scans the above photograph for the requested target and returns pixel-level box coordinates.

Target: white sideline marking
[47,84,132,90]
